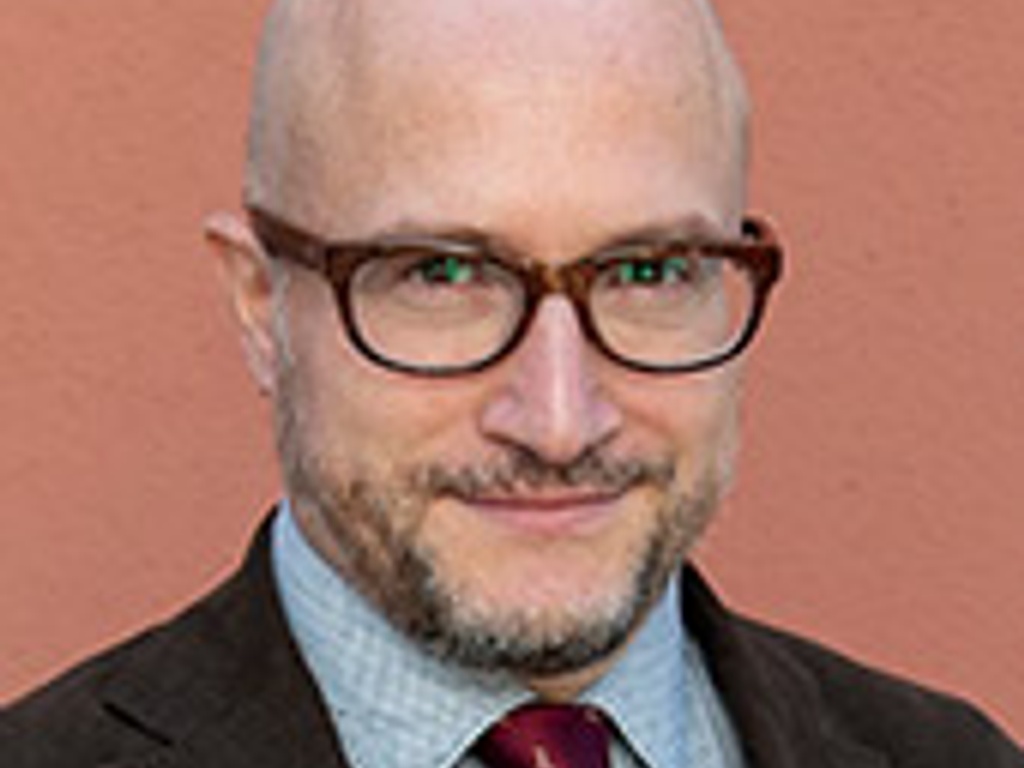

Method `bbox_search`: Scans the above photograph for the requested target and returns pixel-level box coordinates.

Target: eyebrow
[356,212,737,257]
[596,214,736,251]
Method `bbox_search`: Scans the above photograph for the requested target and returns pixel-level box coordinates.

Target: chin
[392,527,672,677]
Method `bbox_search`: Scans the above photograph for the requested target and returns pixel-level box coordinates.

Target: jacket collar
[683,566,888,768]
[99,515,347,768]
[98,514,886,768]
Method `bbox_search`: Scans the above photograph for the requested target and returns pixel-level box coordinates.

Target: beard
[273,356,721,679]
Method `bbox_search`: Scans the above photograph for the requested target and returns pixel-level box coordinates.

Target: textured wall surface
[1,0,1022,740]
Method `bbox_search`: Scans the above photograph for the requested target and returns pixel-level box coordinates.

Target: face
[221,0,748,692]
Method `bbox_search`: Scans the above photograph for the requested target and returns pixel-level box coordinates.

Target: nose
[478,297,623,465]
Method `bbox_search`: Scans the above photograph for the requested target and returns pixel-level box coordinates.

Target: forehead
[266,0,744,249]
[349,0,715,86]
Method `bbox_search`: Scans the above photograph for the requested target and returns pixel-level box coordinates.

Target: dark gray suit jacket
[3,517,1022,767]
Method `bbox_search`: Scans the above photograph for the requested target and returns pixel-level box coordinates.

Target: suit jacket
[3,517,1022,768]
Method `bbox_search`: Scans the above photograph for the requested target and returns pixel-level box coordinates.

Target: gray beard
[286,450,718,677]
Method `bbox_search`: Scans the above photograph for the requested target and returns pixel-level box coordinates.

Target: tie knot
[476,704,611,768]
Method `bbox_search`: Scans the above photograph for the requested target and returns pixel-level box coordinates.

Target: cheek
[342,380,477,461]
[286,312,486,471]
[619,368,742,484]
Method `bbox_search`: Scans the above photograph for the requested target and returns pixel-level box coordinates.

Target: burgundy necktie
[475,703,611,768]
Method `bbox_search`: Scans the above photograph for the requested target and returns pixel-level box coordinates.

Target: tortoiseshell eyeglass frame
[247,205,784,377]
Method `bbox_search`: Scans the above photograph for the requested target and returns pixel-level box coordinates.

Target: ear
[204,212,281,396]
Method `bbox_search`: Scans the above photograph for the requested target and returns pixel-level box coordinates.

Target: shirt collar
[582,576,689,768]
[272,501,697,768]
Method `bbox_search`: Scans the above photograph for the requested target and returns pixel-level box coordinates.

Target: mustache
[413,446,676,500]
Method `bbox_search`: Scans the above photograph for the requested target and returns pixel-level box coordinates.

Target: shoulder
[683,566,1023,766]
[2,617,190,767]
[0,516,317,768]
[720,596,1024,766]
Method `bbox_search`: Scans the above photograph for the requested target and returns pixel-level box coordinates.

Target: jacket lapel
[98,517,346,768]
[684,566,889,768]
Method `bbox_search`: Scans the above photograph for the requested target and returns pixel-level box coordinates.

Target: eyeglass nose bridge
[525,257,598,303]
[511,258,608,361]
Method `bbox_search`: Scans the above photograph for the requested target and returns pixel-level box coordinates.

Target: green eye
[614,256,693,285]
[417,255,477,285]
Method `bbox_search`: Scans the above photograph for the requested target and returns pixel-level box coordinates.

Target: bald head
[245,0,749,231]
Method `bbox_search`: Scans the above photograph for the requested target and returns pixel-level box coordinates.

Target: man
[3,0,1021,765]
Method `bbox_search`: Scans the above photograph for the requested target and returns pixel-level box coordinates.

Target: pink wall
[2,0,1022,740]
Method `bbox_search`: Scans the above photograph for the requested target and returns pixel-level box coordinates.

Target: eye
[606,254,697,287]
[354,245,519,312]
[408,254,481,286]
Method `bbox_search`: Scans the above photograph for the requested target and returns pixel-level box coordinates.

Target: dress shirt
[272,502,745,768]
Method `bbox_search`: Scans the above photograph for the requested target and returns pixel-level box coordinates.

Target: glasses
[248,206,783,377]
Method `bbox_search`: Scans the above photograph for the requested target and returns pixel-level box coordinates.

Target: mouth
[457,489,629,536]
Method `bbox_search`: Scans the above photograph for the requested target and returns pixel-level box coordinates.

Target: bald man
[3,0,1022,766]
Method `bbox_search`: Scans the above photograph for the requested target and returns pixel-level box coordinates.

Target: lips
[458,490,627,536]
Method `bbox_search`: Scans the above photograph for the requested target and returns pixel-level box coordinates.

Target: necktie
[475,703,611,768]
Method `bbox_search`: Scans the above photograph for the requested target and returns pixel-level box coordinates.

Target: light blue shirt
[271,502,744,768]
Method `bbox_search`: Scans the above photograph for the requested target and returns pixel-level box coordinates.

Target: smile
[458,490,628,536]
